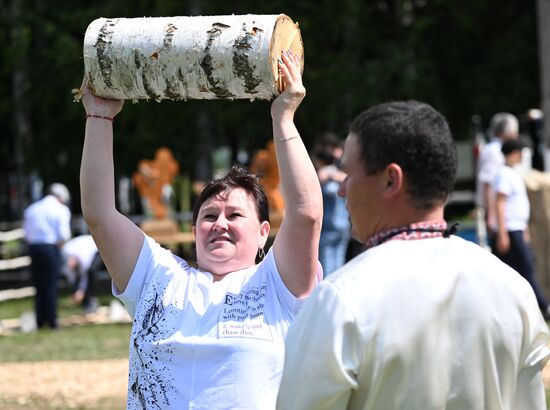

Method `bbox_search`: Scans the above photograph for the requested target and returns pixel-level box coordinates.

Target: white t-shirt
[115,235,305,409]
[63,235,98,272]
[277,236,550,410]
[478,139,503,186]
[493,165,530,231]
[23,195,71,244]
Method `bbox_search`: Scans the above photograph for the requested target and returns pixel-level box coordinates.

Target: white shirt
[477,140,532,208]
[478,139,503,186]
[116,235,305,409]
[63,235,98,272]
[23,195,71,245]
[477,139,504,209]
[277,237,550,410]
[62,235,98,290]
[493,165,530,231]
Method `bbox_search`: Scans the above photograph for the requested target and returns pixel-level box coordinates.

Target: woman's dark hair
[350,100,457,209]
[192,165,270,226]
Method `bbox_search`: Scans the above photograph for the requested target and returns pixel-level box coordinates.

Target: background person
[477,112,519,245]
[277,101,550,410]
[493,139,550,319]
[80,50,321,409]
[62,234,101,313]
[314,133,350,276]
[23,183,72,329]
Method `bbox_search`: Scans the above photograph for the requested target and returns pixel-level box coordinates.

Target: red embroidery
[365,220,449,249]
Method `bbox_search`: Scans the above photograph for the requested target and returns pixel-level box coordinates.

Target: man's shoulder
[480,141,502,160]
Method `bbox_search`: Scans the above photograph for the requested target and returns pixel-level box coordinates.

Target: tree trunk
[83,14,303,101]
[10,0,33,218]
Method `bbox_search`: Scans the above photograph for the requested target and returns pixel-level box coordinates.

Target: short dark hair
[314,132,343,166]
[349,100,457,209]
[501,139,526,156]
[192,165,270,226]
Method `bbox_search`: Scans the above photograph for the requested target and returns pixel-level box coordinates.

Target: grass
[0,285,131,362]
[0,285,131,409]
[0,322,131,362]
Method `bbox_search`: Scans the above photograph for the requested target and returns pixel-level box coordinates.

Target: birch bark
[83,14,303,101]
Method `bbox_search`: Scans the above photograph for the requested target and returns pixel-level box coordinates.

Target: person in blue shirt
[314,134,350,276]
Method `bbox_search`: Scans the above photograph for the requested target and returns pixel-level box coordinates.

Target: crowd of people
[19,50,550,408]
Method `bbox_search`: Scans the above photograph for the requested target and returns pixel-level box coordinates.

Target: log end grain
[271,15,304,93]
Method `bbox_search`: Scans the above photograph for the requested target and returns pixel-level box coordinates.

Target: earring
[257,247,266,260]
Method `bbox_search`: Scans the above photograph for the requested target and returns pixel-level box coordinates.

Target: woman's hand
[271,50,306,121]
[80,77,124,118]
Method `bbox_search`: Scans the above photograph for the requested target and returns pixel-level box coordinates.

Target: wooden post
[83,14,303,101]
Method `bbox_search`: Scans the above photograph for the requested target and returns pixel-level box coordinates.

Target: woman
[80,50,322,409]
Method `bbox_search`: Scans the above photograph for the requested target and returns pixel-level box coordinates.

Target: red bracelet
[85,114,114,123]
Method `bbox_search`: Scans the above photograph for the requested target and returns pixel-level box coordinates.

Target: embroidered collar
[365,220,457,249]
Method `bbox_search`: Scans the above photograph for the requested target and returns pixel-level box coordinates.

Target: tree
[0,0,539,220]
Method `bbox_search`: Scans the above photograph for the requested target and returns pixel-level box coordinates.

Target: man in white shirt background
[23,183,72,329]
[62,234,101,313]
[477,113,519,248]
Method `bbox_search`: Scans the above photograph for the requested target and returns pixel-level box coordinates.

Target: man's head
[339,101,457,243]
[49,183,71,205]
[490,112,519,141]
[314,132,344,167]
[501,139,525,166]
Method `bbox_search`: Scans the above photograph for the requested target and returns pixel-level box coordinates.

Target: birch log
[83,14,303,101]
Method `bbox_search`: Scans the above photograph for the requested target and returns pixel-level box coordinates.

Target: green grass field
[0,288,131,362]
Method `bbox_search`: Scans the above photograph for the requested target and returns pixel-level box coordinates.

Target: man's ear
[383,163,403,197]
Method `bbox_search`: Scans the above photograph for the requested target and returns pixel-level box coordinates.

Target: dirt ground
[0,357,549,409]
[0,359,128,409]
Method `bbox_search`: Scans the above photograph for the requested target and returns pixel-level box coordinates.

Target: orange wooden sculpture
[133,147,179,219]
[250,141,284,228]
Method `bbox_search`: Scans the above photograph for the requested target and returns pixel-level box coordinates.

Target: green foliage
[0,0,540,217]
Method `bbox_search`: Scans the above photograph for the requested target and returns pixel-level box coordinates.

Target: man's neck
[380,206,445,232]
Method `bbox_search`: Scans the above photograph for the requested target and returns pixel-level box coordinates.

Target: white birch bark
[83,14,303,101]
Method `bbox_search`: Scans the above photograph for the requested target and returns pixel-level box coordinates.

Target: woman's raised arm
[80,81,144,292]
[270,51,323,297]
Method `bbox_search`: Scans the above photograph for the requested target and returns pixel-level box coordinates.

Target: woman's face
[193,187,270,279]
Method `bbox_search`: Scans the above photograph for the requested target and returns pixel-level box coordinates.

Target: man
[277,101,550,409]
[477,113,519,246]
[23,183,72,329]
[494,139,550,319]
[62,234,101,313]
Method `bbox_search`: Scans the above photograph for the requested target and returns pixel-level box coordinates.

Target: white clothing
[63,235,98,272]
[477,139,531,207]
[477,139,503,209]
[116,235,305,410]
[277,236,550,410]
[478,139,503,187]
[23,195,71,244]
[493,166,530,231]
[63,235,98,290]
